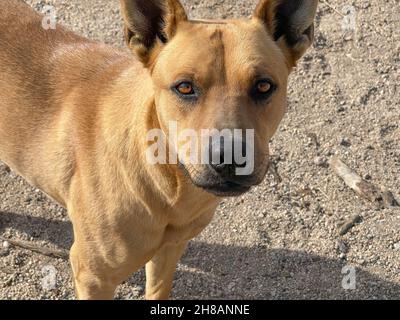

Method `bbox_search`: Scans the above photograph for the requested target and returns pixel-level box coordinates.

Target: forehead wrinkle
[209,28,227,84]
[221,25,287,87]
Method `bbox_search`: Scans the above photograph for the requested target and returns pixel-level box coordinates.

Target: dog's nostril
[212,161,227,173]
[210,153,247,173]
[209,139,248,175]
[210,150,226,172]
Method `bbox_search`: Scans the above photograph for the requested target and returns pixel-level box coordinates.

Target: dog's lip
[197,180,252,197]
[178,161,253,196]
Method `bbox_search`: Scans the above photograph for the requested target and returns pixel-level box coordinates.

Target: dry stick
[320,0,345,17]
[330,157,381,203]
[0,237,69,259]
[330,157,399,209]
[339,214,362,236]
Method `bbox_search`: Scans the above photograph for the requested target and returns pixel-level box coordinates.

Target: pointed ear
[254,0,318,67]
[119,0,187,66]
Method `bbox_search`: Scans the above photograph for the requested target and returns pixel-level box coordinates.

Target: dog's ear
[119,0,187,65]
[254,0,318,67]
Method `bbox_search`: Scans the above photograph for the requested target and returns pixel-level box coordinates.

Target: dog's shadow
[1,211,399,299]
[175,242,400,299]
[0,211,73,250]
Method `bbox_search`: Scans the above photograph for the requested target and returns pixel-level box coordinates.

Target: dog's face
[120,0,318,197]
[151,21,288,196]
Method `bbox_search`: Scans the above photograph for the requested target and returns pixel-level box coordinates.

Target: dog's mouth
[200,180,252,197]
[178,162,255,197]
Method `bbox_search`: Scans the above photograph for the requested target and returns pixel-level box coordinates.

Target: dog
[0,0,318,299]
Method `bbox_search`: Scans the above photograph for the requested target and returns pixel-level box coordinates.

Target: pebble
[227,282,236,291]
[340,138,351,147]
[337,240,349,254]
[314,156,328,167]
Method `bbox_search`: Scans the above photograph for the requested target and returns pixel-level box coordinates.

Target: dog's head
[120,0,318,197]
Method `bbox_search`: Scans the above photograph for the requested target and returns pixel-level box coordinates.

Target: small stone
[2,241,9,249]
[131,285,144,297]
[337,106,346,112]
[337,240,348,254]
[340,138,351,147]
[227,282,236,291]
[24,197,32,203]
[314,156,328,167]
[4,275,14,287]
[394,242,400,251]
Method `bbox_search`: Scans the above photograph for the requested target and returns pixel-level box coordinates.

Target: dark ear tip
[120,0,187,66]
[282,22,315,47]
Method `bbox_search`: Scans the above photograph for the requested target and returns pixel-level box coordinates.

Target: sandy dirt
[0,0,399,300]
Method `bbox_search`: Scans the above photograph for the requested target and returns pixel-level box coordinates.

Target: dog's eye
[252,79,276,100]
[256,81,272,94]
[175,82,195,95]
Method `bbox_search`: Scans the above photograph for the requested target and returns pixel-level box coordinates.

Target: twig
[0,237,69,259]
[346,54,362,64]
[320,0,345,17]
[339,214,362,236]
[330,156,399,209]
[330,157,380,202]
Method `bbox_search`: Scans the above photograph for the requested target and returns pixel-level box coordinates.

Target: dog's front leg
[67,188,121,300]
[145,241,188,300]
[69,242,118,300]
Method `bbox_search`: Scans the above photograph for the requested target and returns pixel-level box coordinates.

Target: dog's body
[0,0,318,299]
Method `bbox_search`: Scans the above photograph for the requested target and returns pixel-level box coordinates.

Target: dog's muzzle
[181,139,269,197]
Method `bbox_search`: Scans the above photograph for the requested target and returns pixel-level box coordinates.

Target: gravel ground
[0,0,399,300]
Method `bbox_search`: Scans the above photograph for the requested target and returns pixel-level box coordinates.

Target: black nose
[209,140,247,178]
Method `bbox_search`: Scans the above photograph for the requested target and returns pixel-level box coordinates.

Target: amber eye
[257,81,272,94]
[175,82,195,95]
[252,79,276,101]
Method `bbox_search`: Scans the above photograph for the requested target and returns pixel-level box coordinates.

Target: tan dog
[0,0,318,299]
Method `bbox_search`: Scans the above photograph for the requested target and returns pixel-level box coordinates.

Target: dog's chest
[159,197,219,244]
